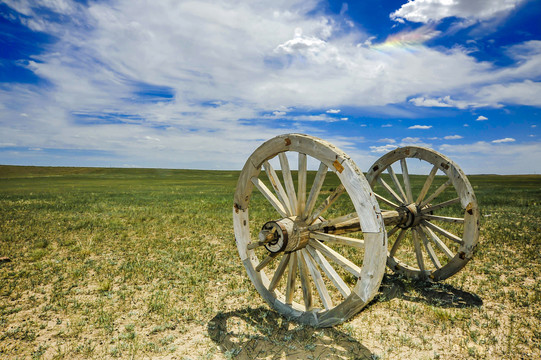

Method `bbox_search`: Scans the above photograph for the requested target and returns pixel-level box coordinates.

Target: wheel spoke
[255,252,279,272]
[268,253,290,292]
[416,165,439,204]
[297,153,307,215]
[297,250,313,310]
[309,239,361,278]
[387,225,400,238]
[301,249,333,310]
[306,246,351,298]
[374,192,400,209]
[420,179,452,208]
[302,162,328,221]
[400,158,414,203]
[310,232,364,249]
[412,228,425,273]
[278,153,297,213]
[421,197,460,213]
[416,227,442,269]
[263,161,292,215]
[377,176,405,204]
[305,184,346,225]
[423,214,464,224]
[389,228,406,257]
[251,177,288,217]
[388,165,408,203]
[421,224,454,260]
[422,220,463,244]
[285,252,298,305]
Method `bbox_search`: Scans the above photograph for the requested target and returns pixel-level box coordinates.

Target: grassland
[0,164,540,359]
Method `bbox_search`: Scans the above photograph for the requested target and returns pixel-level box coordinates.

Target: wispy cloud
[409,125,432,129]
[492,138,516,143]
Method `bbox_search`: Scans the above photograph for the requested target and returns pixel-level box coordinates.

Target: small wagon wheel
[365,147,480,281]
[233,134,387,327]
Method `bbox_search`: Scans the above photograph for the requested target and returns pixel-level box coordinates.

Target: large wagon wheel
[233,134,387,327]
[365,147,480,281]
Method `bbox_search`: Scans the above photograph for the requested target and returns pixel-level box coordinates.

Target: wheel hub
[259,217,309,254]
[397,204,422,229]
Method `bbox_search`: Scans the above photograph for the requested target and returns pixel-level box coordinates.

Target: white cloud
[0,0,540,171]
[444,135,463,140]
[401,137,421,143]
[409,95,479,109]
[409,125,432,129]
[382,124,393,128]
[476,115,488,121]
[390,0,525,24]
[475,80,541,107]
[439,141,541,174]
[326,109,341,114]
[370,144,398,153]
[492,138,515,143]
[377,138,396,143]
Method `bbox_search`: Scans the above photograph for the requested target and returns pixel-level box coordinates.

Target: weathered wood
[416,164,439,204]
[301,249,333,310]
[422,220,463,244]
[307,211,357,232]
[374,192,399,209]
[421,224,454,260]
[423,214,464,224]
[279,152,298,213]
[297,249,313,310]
[400,158,414,203]
[412,229,425,273]
[302,162,328,221]
[285,252,298,305]
[389,228,406,257]
[387,165,408,204]
[309,239,361,278]
[377,176,405,205]
[366,145,479,281]
[421,197,460,213]
[306,245,351,298]
[256,252,279,272]
[416,227,442,269]
[263,161,292,215]
[234,134,386,326]
[310,231,365,248]
[297,153,307,216]
[305,184,346,225]
[269,253,291,292]
[251,177,288,218]
[420,179,452,208]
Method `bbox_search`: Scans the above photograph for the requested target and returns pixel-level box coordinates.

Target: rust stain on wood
[333,160,344,173]
[285,138,291,146]
[466,202,474,215]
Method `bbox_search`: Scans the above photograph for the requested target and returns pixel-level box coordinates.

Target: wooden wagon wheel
[233,134,387,327]
[365,147,480,281]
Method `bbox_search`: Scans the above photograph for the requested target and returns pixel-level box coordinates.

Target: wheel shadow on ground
[377,273,483,308]
[208,307,374,359]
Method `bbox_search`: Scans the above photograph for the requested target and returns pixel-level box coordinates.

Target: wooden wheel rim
[233,134,387,327]
[366,146,480,281]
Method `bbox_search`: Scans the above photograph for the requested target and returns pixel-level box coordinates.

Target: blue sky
[0,0,540,174]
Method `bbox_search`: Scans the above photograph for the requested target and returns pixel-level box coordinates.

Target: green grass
[1,165,540,359]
